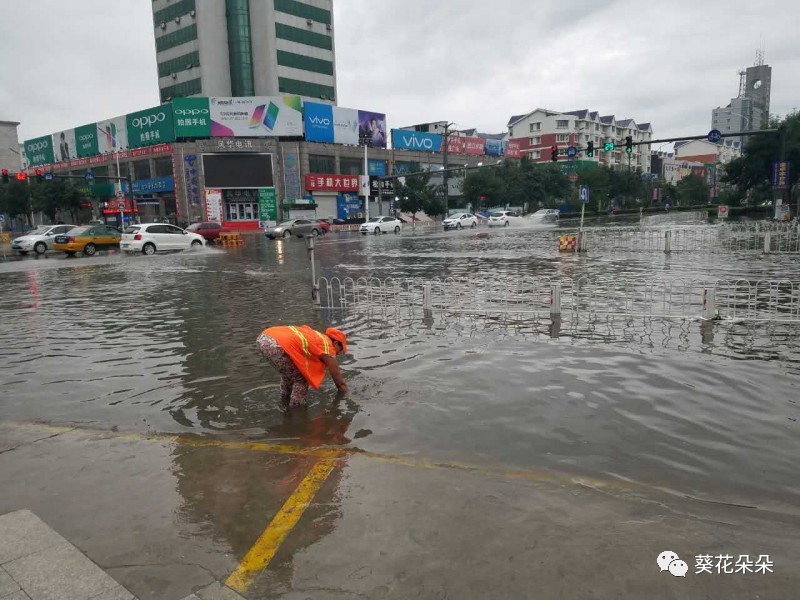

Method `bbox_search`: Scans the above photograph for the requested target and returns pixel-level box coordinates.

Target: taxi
[53,224,121,256]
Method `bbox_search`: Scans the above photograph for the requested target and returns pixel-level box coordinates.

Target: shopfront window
[309,154,335,173]
[339,158,363,175]
[154,157,173,178]
[223,189,259,221]
[133,160,152,180]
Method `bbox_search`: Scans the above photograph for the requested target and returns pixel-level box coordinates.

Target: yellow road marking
[225,458,337,593]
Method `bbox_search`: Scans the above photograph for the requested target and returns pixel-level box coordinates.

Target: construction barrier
[217,232,244,247]
[558,234,577,252]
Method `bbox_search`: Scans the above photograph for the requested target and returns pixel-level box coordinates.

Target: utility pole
[441,122,455,217]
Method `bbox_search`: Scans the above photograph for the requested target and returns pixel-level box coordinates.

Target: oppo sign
[175,108,209,116]
[27,141,50,152]
[132,112,167,129]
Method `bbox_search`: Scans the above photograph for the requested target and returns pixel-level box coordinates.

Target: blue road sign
[44,172,54,181]
[580,185,590,203]
[708,129,722,144]
[567,146,578,159]
[85,170,94,182]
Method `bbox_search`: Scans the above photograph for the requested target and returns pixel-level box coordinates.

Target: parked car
[443,213,478,230]
[360,216,402,235]
[120,223,206,255]
[11,224,76,255]
[186,221,222,242]
[315,219,331,234]
[265,219,323,239]
[525,209,560,224]
[487,210,523,227]
[53,225,121,256]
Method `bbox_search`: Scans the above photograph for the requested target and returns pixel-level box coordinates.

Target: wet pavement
[1,217,799,598]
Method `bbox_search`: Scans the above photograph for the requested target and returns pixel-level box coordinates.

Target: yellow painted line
[3,421,634,493]
[225,458,337,593]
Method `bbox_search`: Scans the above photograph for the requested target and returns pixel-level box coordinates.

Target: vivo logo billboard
[391,129,443,152]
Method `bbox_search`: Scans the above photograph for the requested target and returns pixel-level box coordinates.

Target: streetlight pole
[7,147,34,226]
[441,122,455,217]
[97,126,127,229]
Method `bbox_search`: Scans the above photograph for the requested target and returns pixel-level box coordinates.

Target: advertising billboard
[173,97,212,138]
[505,140,522,159]
[368,159,387,176]
[74,124,99,158]
[358,110,387,148]
[97,115,128,154]
[464,137,485,155]
[52,129,77,162]
[484,138,505,157]
[304,102,357,145]
[127,104,176,148]
[210,96,304,137]
[24,135,55,167]
[205,189,223,222]
[447,136,466,154]
[391,129,443,152]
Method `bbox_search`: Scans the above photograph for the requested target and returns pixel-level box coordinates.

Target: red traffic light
[1,169,8,183]
[35,168,43,175]
[16,172,27,181]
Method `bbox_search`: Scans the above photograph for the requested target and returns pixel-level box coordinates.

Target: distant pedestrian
[664,202,671,212]
[257,325,349,407]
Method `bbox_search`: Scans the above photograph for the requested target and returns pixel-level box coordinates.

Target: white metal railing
[575,225,800,254]
[317,276,800,323]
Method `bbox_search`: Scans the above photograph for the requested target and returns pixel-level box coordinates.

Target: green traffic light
[603,142,614,151]
[625,146,633,154]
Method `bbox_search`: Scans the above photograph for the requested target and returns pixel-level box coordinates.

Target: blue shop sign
[132,177,174,194]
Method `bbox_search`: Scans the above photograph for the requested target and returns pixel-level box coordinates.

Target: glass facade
[226,0,255,97]
[274,23,332,50]
[276,50,333,76]
[339,158,363,176]
[132,160,152,181]
[309,155,335,173]
[158,51,200,78]
[155,24,198,52]
[160,78,202,102]
[274,0,331,24]
[154,157,174,178]
[278,77,335,102]
[153,0,196,25]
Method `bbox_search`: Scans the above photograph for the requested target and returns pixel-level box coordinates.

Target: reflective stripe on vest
[311,329,331,355]
[288,326,311,371]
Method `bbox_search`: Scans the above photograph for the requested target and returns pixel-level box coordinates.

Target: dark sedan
[186,221,222,242]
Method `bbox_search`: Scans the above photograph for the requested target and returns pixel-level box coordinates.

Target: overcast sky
[1,0,797,145]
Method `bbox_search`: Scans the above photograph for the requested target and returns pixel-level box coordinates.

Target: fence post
[702,287,716,320]
[664,230,672,254]
[422,282,432,310]
[550,283,561,317]
[305,235,320,306]
[763,231,771,254]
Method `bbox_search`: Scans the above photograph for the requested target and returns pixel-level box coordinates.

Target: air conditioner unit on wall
[326,24,331,31]
[172,73,177,79]
[307,19,312,26]
[175,16,181,24]
[160,22,166,29]
[190,10,196,17]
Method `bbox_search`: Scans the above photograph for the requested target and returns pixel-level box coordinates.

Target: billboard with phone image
[96,115,128,153]
[210,96,303,137]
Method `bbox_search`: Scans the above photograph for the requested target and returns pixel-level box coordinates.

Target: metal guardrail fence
[317,276,800,323]
[575,225,800,254]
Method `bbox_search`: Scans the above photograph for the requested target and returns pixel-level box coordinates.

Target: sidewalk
[0,510,243,600]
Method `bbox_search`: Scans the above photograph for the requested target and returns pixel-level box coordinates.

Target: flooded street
[2,218,799,599]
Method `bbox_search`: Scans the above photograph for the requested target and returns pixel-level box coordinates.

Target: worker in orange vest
[257,325,349,406]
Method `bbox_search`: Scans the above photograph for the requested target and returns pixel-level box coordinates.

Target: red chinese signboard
[304,173,360,191]
[447,136,466,154]
[506,140,522,159]
[464,137,485,155]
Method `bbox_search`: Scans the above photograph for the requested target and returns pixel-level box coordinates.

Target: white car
[443,213,478,230]
[487,210,523,227]
[526,209,560,224]
[120,223,206,255]
[360,216,402,235]
[11,224,76,255]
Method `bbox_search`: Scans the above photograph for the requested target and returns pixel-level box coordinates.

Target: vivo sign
[391,129,442,152]
[309,116,331,126]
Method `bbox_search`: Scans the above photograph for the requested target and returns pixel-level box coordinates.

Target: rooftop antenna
[737,68,747,97]
[755,35,765,66]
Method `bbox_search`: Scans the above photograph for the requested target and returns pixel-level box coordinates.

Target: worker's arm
[320,354,348,393]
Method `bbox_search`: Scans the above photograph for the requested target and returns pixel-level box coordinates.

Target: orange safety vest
[263,325,335,389]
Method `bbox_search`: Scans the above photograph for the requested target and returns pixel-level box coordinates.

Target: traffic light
[586,141,594,157]
[1,169,8,184]
[550,145,558,162]
[603,141,615,151]
[625,136,633,154]
[35,168,43,182]
[16,172,27,181]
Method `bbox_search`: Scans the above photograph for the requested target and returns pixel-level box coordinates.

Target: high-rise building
[152,0,337,104]
[711,51,771,147]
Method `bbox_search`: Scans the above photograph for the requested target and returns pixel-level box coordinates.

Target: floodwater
[1,217,799,534]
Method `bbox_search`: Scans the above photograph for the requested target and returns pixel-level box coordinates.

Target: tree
[608,168,645,208]
[462,167,505,211]
[30,180,88,223]
[0,181,32,224]
[396,171,436,221]
[675,173,710,205]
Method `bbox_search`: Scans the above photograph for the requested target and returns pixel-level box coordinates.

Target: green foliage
[675,173,710,205]
[0,181,32,223]
[722,111,800,203]
[396,171,436,217]
[461,159,572,211]
[30,180,88,223]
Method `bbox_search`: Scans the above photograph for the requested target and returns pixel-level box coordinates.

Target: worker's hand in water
[336,381,349,394]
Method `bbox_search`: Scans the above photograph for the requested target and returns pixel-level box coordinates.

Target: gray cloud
[1,0,797,146]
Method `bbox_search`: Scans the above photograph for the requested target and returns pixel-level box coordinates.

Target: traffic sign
[44,172,54,181]
[708,129,722,144]
[566,146,578,159]
[579,185,590,204]
[603,141,615,151]
[718,205,729,218]
[85,170,94,182]
[115,190,125,200]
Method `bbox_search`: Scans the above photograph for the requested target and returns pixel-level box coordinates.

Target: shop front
[304,173,362,220]
[132,177,176,223]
